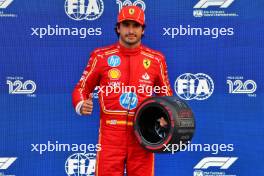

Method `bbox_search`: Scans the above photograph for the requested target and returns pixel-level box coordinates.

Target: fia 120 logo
[7,79,36,95]
[227,78,257,96]
[116,0,146,12]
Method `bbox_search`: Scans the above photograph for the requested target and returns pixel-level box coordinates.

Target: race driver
[72,5,173,176]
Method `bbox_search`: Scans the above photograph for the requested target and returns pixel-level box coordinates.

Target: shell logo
[108,68,121,79]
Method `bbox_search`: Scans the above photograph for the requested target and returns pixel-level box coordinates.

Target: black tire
[134,96,195,153]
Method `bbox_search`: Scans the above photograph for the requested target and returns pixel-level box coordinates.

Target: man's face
[117,20,144,47]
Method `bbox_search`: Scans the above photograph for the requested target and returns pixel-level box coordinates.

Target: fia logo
[65,153,96,176]
[227,79,257,94]
[194,0,234,8]
[193,10,203,17]
[65,0,104,21]
[7,80,36,95]
[174,73,214,100]
[193,170,204,176]
[116,0,146,12]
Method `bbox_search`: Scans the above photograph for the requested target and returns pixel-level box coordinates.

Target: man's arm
[72,51,101,115]
[154,54,173,127]
[154,54,173,96]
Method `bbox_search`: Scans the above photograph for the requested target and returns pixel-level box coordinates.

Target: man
[72,5,173,176]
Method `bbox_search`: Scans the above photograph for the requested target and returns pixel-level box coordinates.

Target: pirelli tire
[134,96,195,153]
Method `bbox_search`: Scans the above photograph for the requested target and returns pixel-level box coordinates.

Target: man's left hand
[157,117,168,127]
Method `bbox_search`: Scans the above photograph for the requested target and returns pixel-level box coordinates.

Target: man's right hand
[80,94,93,115]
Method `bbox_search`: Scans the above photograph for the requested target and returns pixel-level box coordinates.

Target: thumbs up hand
[80,94,93,115]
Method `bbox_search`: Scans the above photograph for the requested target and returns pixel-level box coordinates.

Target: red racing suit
[72,42,173,176]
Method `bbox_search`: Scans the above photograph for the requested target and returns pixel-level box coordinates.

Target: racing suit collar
[117,42,142,56]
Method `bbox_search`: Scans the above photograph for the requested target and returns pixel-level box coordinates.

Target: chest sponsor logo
[142,73,150,80]
[139,72,152,85]
[108,81,121,87]
[143,59,151,69]
[119,92,138,110]
[107,55,121,67]
[108,68,121,80]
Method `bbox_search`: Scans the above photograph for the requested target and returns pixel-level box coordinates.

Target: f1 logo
[0,157,17,170]
[194,157,238,169]
[0,0,13,8]
[194,0,234,8]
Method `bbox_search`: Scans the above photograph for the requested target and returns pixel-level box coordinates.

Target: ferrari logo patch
[143,59,151,69]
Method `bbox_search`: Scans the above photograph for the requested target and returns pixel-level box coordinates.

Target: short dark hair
[114,22,146,38]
